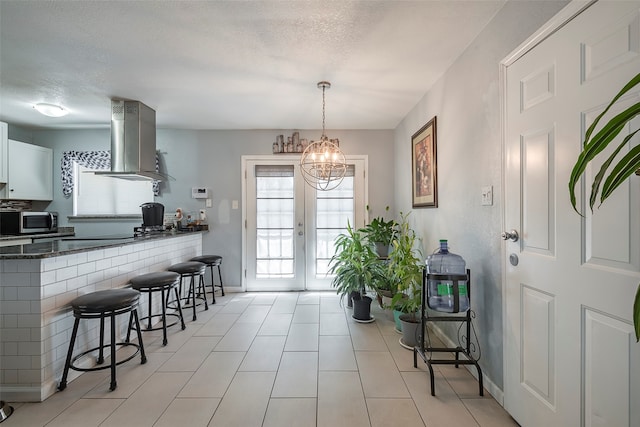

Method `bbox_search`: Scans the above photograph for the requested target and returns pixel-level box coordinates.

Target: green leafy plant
[569,72,640,214]
[635,285,640,342]
[361,206,398,258]
[362,216,397,246]
[568,72,640,341]
[375,275,397,300]
[388,213,423,321]
[328,221,385,302]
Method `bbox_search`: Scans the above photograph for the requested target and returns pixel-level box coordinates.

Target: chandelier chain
[299,80,347,191]
[322,84,326,136]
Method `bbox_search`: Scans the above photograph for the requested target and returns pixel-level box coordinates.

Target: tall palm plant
[568,72,640,341]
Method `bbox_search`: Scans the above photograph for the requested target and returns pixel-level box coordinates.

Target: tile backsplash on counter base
[0,233,203,402]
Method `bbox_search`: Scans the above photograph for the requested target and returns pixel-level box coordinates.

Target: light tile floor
[5,291,519,426]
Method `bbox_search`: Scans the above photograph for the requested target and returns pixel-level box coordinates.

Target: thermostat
[192,187,210,199]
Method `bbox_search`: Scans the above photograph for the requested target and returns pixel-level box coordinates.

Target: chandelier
[300,81,347,191]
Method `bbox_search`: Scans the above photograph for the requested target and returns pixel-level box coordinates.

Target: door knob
[298,231,303,236]
[501,230,519,242]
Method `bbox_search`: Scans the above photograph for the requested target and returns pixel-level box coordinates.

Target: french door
[242,155,367,291]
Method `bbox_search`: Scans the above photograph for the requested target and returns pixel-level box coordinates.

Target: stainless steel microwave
[0,211,58,235]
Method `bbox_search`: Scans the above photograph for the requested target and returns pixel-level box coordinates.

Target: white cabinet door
[0,122,7,183]
[5,140,53,200]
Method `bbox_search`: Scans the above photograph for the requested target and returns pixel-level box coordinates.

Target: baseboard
[426,323,504,406]
[0,385,44,403]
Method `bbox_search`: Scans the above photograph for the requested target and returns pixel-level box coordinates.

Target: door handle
[501,230,519,242]
[298,231,303,236]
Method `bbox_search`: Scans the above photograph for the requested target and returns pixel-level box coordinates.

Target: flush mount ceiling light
[34,103,68,117]
[300,81,347,191]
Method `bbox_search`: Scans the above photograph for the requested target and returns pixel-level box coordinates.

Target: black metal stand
[413,268,483,396]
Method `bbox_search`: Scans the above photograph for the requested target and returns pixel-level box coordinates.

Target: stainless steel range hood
[95,100,165,181]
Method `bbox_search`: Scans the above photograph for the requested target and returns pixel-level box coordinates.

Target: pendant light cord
[322,84,326,138]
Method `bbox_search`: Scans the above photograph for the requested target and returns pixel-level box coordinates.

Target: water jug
[425,240,469,313]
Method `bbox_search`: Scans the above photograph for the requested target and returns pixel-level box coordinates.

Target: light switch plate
[206,198,212,208]
[232,200,239,210]
[481,186,493,206]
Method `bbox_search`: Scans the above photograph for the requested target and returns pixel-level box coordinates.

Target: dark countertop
[0,230,206,259]
[0,228,75,242]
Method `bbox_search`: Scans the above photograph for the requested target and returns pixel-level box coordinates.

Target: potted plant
[374,275,397,310]
[362,216,397,258]
[361,206,398,258]
[568,72,640,341]
[328,222,385,321]
[387,213,424,346]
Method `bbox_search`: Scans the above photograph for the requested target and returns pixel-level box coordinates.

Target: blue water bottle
[425,240,469,313]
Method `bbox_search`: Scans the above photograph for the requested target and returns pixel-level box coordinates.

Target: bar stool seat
[190,255,224,304]
[127,271,185,346]
[168,261,208,321]
[59,288,146,392]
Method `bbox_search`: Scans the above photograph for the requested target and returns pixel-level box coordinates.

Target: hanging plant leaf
[634,284,640,342]
[591,129,640,209]
[589,133,633,209]
[569,72,640,215]
[584,73,640,147]
[600,143,640,204]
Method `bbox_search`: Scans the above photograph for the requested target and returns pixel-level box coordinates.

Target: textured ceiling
[0,1,506,130]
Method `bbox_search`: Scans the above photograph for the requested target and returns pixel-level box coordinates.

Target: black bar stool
[58,288,146,392]
[127,271,186,346]
[190,255,224,304]
[168,261,208,321]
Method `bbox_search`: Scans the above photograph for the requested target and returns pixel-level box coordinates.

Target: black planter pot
[346,290,360,309]
[353,295,373,321]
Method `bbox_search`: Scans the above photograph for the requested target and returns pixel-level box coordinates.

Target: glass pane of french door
[246,160,305,291]
[306,162,364,290]
[255,165,295,278]
[244,156,366,292]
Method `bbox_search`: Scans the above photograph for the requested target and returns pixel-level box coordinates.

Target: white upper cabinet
[0,122,7,183]
[1,139,53,201]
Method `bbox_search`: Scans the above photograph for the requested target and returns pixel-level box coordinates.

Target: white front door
[243,155,367,292]
[503,1,640,425]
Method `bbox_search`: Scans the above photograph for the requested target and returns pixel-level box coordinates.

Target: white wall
[393,0,569,392]
[30,127,395,291]
[191,129,395,290]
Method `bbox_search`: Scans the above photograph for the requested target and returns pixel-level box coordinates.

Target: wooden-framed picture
[411,116,437,208]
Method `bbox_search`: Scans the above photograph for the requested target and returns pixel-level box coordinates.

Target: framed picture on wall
[411,116,438,208]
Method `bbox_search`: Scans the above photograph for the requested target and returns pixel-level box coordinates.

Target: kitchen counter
[0,230,206,259]
[0,227,75,247]
[0,230,75,242]
[0,231,204,402]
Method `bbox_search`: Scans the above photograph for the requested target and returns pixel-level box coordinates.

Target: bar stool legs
[168,262,208,322]
[127,272,186,347]
[190,255,224,304]
[183,272,208,321]
[59,317,80,390]
[59,289,146,392]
